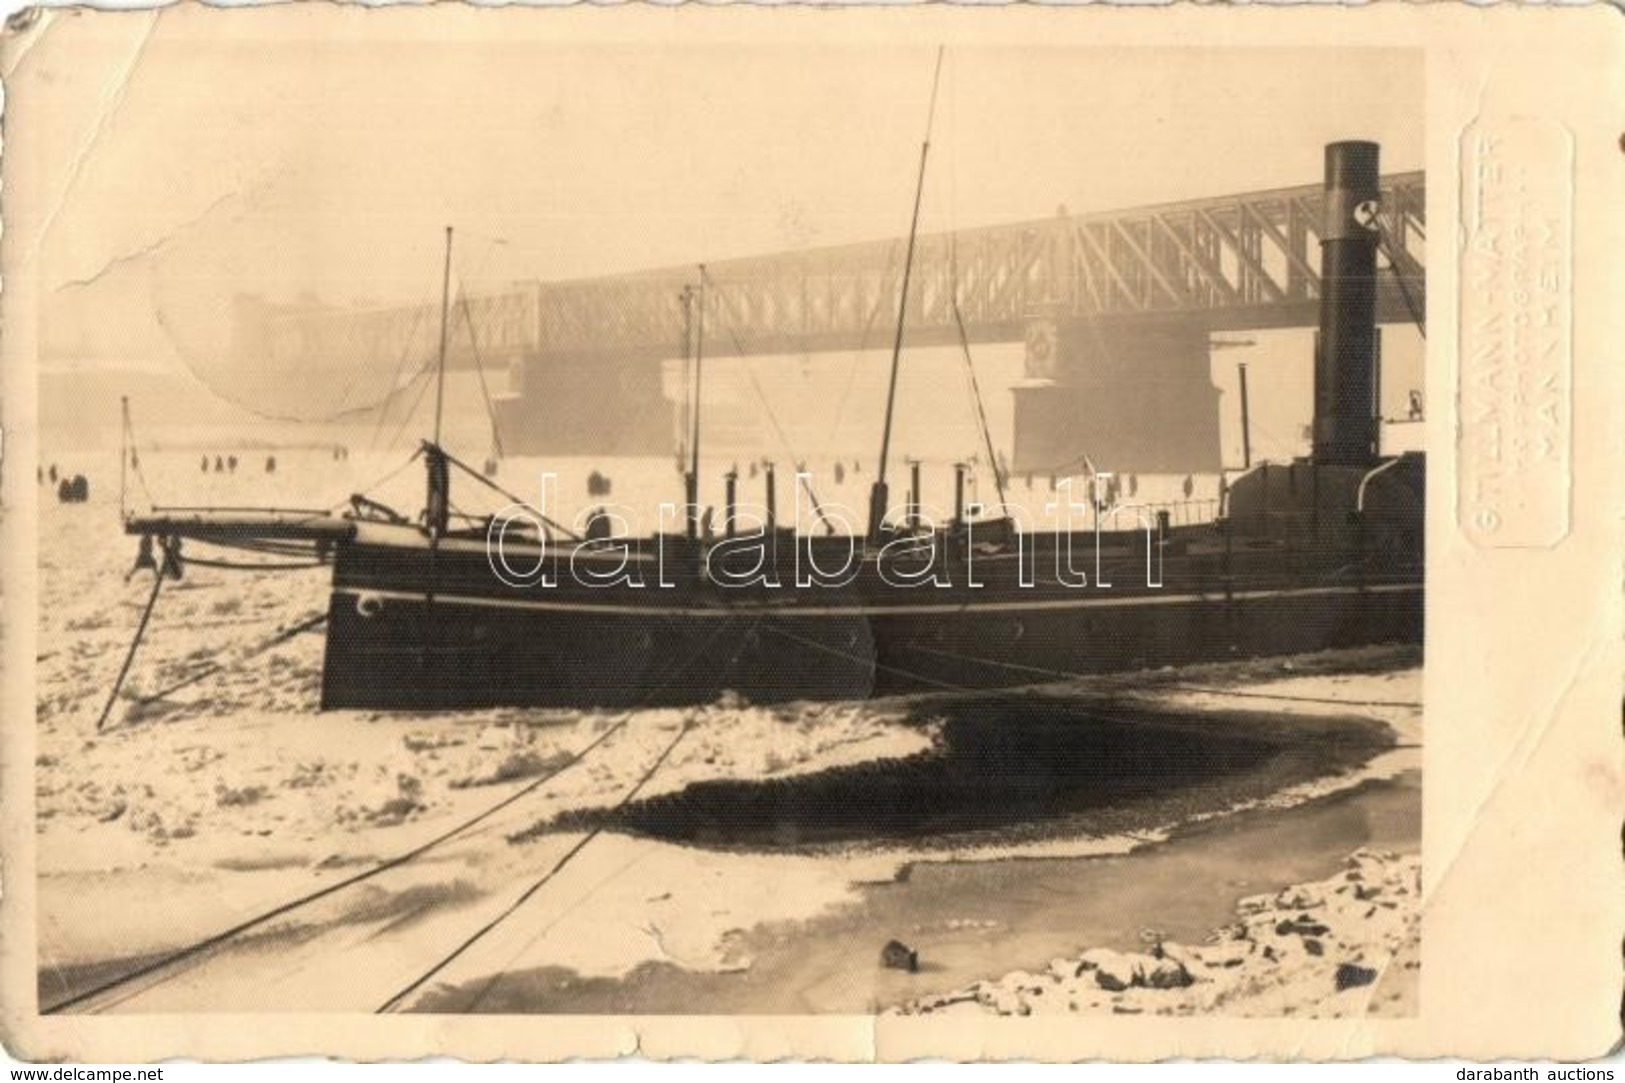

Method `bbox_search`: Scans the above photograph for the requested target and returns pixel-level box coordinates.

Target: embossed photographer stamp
[1458,116,1574,549]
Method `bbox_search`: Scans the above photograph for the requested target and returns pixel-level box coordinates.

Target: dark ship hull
[318,457,1423,709]
[321,568,1422,710]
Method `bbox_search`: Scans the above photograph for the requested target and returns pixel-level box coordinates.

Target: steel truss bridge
[255,171,1425,371]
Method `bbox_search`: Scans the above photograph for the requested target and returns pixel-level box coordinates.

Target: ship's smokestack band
[1314,140,1381,467]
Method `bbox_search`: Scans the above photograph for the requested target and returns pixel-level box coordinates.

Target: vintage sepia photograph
[1,3,1618,1065]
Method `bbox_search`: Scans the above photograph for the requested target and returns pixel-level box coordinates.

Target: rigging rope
[437,444,583,542]
[148,256,447,427]
[383,357,441,453]
[118,399,157,513]
[706,270,837,533]
[144,232,512,430]
[332,446,425,514]
[1376,222,1426,340]
[819,242,904,469]
[368,305,434,451]
[457,285,507,458]
[948,237,1011,516]
[370,240,507,451]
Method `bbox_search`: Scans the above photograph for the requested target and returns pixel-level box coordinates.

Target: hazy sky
[12,8,1423,381]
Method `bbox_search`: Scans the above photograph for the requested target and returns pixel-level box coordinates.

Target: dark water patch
[415,772,1420,1014]
[533,695,1394,852]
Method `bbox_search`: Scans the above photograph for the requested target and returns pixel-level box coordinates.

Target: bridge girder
[253,172,1424,372]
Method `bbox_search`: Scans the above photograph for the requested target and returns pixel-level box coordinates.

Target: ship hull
[319,535,1422,709]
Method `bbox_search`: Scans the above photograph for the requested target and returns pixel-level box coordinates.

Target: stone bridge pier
[494,351,677,458]
[1011,310,1222,477]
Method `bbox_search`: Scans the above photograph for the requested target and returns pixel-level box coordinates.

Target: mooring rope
[760,620,1421,712]
[52,613,744,1015]
[375,714,697,1013]
[94,569,168,733]
[757,623,964,693]
[173,555,331,572]
[126,611,331,711]
[374,614,747,1013]
[42,710,641,1015]
[895,640,1421,710]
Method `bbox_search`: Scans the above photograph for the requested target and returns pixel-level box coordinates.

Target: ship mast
[682,268,708,539]
[868,47,945,542]
[691,266,707,491]
[425,226,454,538]
[680,284,697,535]
[433,226,454,450]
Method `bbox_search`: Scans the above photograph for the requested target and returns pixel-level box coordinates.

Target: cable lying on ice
[374,713,697,1013]
[41,712,638,1015]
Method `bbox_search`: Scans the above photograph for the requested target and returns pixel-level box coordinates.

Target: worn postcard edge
[0,2,1620,1063]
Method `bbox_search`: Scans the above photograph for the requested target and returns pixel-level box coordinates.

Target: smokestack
[1314,141,1381,467]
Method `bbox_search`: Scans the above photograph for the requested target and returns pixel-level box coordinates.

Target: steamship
[122,140,1423,711]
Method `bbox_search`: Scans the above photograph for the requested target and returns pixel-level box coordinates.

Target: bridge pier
[1011,314,1222,476]
[494,353,676,458]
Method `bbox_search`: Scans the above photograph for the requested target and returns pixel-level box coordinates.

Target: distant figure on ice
[585,507,612,542]
[57,475,89,504]
[48,463,58,484]
[228,455,238,474]
[1408,389,1424,421]
[214,456,224,473]
[833,461,846,485]
[201,455,210,473]
[586,470,612,497]
[1182,475,1194,500]
[483,456,499,477]
[1128,474,1139,498]
[265,455,277,474]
